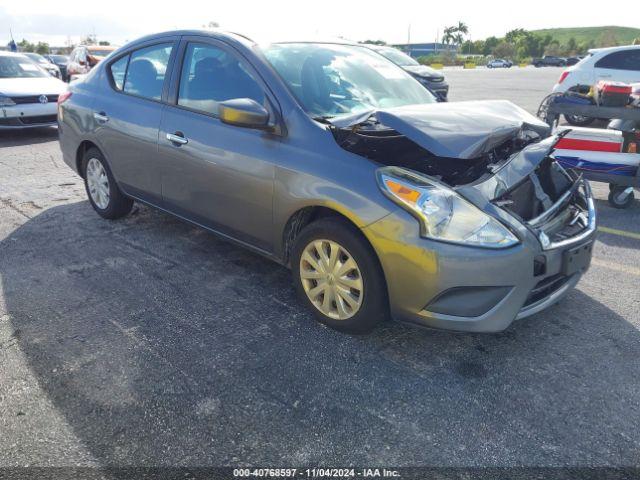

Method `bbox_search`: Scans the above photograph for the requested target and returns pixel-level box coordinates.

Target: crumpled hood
[373,100,551,159]
[402,65,443,79]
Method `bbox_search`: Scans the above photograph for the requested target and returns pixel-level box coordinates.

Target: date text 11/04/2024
[233,468,401,478]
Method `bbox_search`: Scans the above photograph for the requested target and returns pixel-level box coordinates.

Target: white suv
[553,45,640,93]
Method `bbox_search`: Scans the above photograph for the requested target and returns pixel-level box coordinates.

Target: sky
[1,0,637,47]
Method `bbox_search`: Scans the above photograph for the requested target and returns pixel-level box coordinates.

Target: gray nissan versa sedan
[58,30,597,333]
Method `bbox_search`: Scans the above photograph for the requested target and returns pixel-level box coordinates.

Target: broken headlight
[377,166,519,248]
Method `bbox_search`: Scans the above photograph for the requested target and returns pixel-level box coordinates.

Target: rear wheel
[291,218,388,333]
[608,186,635,209]
[83,148,133,219]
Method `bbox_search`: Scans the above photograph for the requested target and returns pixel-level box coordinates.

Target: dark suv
[534,56,566,67]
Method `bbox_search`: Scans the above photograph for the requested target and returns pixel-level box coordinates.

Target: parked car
[46,54,69,81]
[554,45,640,93]
[366,45,449,101]
[0,51,67,128]
[533,56,566,67]
[22,52,61,78]
[553,45,640,125]
[58,31,596,333]
[66,45,117,82]
[565,56,581,66]
[487,58,512,68]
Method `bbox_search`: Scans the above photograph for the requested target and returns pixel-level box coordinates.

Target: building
[393,42,457,58]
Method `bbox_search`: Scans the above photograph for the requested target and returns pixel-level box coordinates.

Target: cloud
[0,6,136,44]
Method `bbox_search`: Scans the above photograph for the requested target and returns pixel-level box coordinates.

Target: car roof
[588,44,640,55]
[122,29,360,49]
[81,45,117,50]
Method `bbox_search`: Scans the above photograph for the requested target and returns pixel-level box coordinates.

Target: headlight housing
[0,95,15,107]
[377,166,519,248]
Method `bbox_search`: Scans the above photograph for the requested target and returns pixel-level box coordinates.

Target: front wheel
[83,148,133,219]
[291,218,389,333]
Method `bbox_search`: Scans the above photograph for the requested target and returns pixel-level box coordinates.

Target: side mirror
[218,98,270,130]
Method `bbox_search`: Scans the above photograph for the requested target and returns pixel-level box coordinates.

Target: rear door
[157,37,280,251]
[92,39,178,203]
[594,49,640,84]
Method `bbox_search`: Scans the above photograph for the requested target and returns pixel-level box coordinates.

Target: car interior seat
[126,58,160,99]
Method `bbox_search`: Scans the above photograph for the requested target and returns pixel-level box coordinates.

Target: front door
[157,39,278,252]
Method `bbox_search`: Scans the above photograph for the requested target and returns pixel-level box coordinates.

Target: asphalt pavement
[0,67,639,470]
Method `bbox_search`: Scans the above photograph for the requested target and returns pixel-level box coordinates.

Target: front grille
[18,115,57,125]
[10,95,59,105]
[524,274,571,307]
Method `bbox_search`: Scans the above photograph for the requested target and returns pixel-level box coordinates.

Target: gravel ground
[0,67,639,471]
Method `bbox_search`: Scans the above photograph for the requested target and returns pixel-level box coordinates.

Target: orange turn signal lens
[384,179,421,204]
[628,142,637,153]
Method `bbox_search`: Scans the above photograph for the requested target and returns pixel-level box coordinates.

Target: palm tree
[442,27,456,45]
[457,21,469,36]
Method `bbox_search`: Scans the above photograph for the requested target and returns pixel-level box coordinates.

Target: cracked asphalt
[0,67,639,469]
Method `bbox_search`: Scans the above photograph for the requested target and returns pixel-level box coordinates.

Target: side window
[177,42,265,115]
[123,43,173,101]
[595,50,640,71]
[109,55,129,91]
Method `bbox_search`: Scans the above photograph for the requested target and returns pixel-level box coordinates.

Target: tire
[82,147,133,219]
[564,114,595,127]
[608,186,635,209]
[291,218,389,334]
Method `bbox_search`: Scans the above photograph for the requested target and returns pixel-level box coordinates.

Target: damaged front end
[328,100,595,250]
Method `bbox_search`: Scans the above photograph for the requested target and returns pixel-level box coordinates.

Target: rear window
[109,55,129,91]
[595,49,640,71]
[107,43,174,100]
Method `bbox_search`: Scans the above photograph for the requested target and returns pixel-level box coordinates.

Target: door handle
[166,132,188,145]
[93,111,109,122]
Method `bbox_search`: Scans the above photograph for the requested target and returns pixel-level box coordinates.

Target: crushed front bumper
[362,179,596,333]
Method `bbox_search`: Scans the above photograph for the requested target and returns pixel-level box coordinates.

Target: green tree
[35,42,50,55]
[544,41,561,56]
[505,28,527,43]
[442,26,456,45]
[492,41,516,59]
[17,39,35,52]
[483,36,499,55]
[565,37,577,55]
[361,39,386,45]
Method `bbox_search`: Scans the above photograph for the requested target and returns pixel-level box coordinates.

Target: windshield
[50,55,68,63]
[262,43,435,119]
[0,56,48,78]
[375,47,419,67]
[24,53,48,64]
